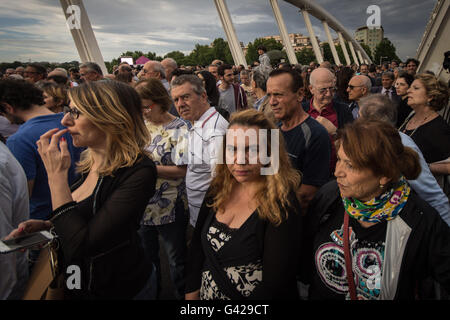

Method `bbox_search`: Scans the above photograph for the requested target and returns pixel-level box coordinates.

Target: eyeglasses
[347,85,364,90]
[316,86,336,94]
[63,106,81,119]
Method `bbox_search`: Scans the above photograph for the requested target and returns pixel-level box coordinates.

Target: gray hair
[171,74,206,96]
[148,61,166,80]
[358,93,397,125]
[162,57,177,69]
[80,62,103,76]
[252,65,271,92]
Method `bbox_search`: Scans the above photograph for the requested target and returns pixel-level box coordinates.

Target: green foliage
[374,38,400,65]
[359,43,373,62]
[295,48,316,65]
[245,38,283,65]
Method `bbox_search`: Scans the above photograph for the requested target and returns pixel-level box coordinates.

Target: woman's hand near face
[37,128,74,210]
[37,128,71,179]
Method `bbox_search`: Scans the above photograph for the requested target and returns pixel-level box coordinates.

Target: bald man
[347,74,372,119]
[303,67,353,174]
[161,58,177,83]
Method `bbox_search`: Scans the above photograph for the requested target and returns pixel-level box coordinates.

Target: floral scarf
[341,177,410,223]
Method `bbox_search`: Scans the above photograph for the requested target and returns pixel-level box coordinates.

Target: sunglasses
[63,106,81,119]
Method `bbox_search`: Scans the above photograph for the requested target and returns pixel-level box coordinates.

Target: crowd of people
[0,49,449,300]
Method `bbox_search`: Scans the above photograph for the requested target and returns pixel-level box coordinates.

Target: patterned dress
[142,118,189,226]
[200,216,262,300]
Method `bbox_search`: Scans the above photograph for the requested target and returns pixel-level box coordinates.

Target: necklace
[399,112,434,138]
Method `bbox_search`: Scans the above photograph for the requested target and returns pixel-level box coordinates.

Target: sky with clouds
[0,0,437,64]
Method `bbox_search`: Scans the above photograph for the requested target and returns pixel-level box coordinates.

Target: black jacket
[301,180,450,299]
[50,155,157,299]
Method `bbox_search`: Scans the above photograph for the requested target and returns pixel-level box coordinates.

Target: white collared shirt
[185,107,228,227]
[0,142,29,299]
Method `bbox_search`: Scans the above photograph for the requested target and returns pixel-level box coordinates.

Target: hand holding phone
[5,219,52,240]
[0,231,56,254]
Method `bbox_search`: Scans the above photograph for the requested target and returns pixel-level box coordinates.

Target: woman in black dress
[185,109,302,300]
[399,73,450,165]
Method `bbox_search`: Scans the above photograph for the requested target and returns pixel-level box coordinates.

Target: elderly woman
[134,78,189,300]
[8,80,157,299]
[301,120,450,300]
[399,73,450,165]
[358,93,450,225]
[394,71,414,128]
[186,109,302,300]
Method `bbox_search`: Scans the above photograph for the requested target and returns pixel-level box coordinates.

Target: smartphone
[0,231,56,254]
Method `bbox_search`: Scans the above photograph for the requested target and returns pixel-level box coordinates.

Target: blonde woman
[41,82,69,113]
[185,109,302,300]
[8,80,157,299]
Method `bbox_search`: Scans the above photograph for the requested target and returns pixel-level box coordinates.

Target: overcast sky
[0,0,436,64]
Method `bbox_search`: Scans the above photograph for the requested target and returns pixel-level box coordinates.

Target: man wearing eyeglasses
[23,63,47,84]
[347,75,372,120]
[79,62,104,83]
[0,80,82,226]
[303,68,353,175]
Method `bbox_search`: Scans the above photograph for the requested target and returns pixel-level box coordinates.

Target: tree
[295,48,316,65]
[188,44,214,66]
[211,38,233,65]
[321,42,335,64]
[359,43,373,62]
[374,38,400,65]
[245,38,283,65]
[164,51,186,66]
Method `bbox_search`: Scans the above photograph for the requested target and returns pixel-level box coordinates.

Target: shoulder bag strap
[343,213,358,300]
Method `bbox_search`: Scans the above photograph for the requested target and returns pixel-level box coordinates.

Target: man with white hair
[161,58,178,83]
[142,60,170,91]
[347,74,372,119]
[303,67,353,174]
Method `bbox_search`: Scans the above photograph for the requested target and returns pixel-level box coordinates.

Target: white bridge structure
[59,0,448,82]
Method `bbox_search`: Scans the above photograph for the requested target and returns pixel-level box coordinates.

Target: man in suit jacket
[371,71,401,105]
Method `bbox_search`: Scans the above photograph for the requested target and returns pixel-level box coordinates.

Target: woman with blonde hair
[185,109,303,300]
[7,80,157,299]
[41,82,69,113]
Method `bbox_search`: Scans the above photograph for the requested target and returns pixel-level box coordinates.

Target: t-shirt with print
[309,200,388,300]
[142,117,189,226]
[280,116,331,187]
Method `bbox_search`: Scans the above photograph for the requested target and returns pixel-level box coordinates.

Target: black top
[50,155,157,299]
[280,116,331,187]
[186,191,303,299]
[396,98,413,129]
[402,115,450,163]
